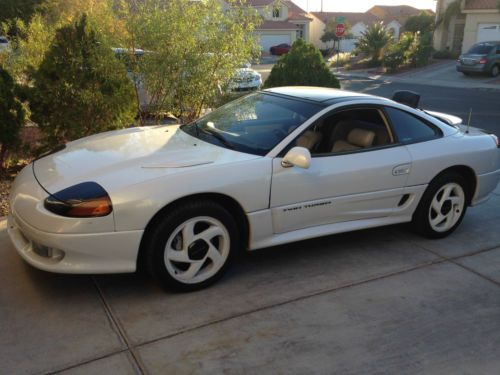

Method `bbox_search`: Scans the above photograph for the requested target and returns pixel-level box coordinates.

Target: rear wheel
[145,201,239,292]
[462,71,470,76]
[412,173,469,239]
[491,64,499,77]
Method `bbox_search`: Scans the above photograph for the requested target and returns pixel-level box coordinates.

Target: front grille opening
[32,242,64,261]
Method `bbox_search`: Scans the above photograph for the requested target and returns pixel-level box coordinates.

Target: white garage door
[259,34,291,52]
[477,24,500,43]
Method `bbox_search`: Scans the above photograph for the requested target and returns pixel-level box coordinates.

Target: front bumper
[7,163,143,274]
[7,212,143,274]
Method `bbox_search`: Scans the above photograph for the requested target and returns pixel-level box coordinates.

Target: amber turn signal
[66,197,112,217]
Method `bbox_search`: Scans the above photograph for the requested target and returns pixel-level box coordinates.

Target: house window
[296,24,304,39]
[272,7,280,18]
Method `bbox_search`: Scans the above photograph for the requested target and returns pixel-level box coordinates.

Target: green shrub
[413,32,434,67]
[264,39,340,89]
[383,47,405,72]
[29,14,136,148]
[0,66,26,170]
[433,49,459,59]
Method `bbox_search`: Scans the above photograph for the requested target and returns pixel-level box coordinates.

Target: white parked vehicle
[8,87,500,291]
[0,36,10,52]
[227,63,262,92]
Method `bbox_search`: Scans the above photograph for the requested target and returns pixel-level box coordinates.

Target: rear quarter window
[385,107,441,144]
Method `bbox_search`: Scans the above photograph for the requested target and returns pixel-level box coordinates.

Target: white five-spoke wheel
[145,201,239,292]
[164,217,230,284]
[413,172,469,239]
[428,183,465,233]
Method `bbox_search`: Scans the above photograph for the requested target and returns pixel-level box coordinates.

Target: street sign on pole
[335,23,345,38]
[335,16,345,24]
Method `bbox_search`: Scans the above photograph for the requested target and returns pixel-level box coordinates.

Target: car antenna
[466,108,472,134]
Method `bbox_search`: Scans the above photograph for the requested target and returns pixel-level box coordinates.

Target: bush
[29,14,136,148]
[0,67,25,170]
[264,39,340,89]
[382,32,433,71]
[383,47,405,72]
[433,49,459,59]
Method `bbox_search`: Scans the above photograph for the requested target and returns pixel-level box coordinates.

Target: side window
[385,107,440,144]
[293,108,394,155]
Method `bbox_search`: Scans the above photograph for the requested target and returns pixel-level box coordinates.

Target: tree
[0,67,25,170]
[404,12,435,33]
[0,0,46,24]
[264,38,340,89]
[122,0,261,121]
[436,0,462,28]
[29,14,136,147]
[1,0,126,86]
[355,22,393,65]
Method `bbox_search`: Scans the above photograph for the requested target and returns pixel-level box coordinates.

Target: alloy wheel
[428,182,465,233]
[164,216,230,284]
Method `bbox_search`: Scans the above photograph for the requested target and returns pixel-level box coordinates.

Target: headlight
[44,182,113,217]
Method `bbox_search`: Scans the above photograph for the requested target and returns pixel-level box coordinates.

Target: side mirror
[281,147,311,169]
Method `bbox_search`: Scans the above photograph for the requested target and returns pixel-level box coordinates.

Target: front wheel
[145,201,239,292]
[412,173,468,239]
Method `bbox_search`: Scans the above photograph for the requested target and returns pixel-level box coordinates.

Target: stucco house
[246,0,313,54]
[434,0,500,53]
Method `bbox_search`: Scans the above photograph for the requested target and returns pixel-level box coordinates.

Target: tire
[412,172,469,239]
[462,71,470,76]
[491,65,499,78]
[145,200,239,292]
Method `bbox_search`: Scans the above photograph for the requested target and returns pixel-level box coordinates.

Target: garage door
[259,34,291,52]
[477,24,500,43]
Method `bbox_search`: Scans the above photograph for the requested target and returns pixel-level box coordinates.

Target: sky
[292,0,437,12]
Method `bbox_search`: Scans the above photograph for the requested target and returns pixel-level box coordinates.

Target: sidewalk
[334,60,500,90]
[1,184,500,374]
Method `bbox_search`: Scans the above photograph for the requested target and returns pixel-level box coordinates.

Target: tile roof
[367,5,434,24]
[257,20,299,29]
[311,11,378,25]
[463,0,499,10]
[286,1,313,20]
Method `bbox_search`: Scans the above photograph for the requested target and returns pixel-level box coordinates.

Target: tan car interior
[295,109,393,154]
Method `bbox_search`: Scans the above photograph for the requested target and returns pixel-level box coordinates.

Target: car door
[270,106,412,234]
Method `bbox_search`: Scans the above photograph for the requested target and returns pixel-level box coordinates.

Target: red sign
[335,23,345,37]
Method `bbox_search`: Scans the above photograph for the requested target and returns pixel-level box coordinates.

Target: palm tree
[436,0,462,28]
[355,22,393,65]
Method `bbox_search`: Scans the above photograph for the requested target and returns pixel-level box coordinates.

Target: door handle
[392,164,411,176]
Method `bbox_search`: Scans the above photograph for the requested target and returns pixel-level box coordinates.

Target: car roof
[263,86,380,104]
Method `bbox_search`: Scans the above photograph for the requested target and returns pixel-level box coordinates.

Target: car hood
[33,125,259,194]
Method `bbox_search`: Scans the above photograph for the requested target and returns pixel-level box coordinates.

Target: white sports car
[8,87,500,291]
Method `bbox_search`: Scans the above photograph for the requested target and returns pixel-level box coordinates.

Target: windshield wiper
[200,125,235,150]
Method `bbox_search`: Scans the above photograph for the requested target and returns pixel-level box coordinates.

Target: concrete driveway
[1,185,500,374]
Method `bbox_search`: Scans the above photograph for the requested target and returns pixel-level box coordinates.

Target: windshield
[467,43,494,55]
[182,92,323,155]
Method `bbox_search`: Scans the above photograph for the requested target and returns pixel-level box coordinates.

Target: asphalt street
[340,77,500,135]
